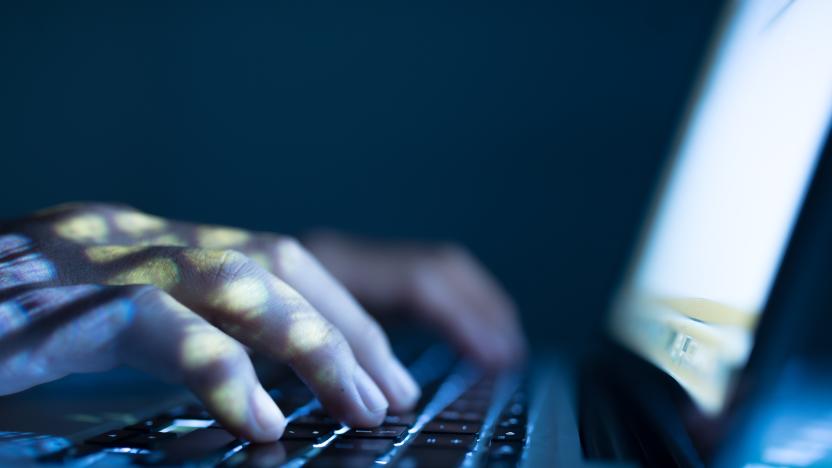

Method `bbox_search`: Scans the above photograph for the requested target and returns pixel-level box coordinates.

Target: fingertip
[386,360,421,413]
[350,366,388,427]
[249,386,286,442]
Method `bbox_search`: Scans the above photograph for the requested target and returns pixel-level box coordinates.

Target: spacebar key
[140,428,241,465]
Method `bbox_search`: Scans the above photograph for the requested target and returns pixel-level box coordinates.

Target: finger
[77,245,389,427]
[0,284,285,442]
[304,234,527,367]
[408,260,521,368]
[118,286,285,442]
[427,248,526,360]
[252,237,419,412]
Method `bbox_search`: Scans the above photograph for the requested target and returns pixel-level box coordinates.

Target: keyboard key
[85,430,135,446]
[169,404,213,420]
[291,414,338,425]
[411,433,476,449]
[492,427,525,442]
[219,440,310,467]
[327,438,394,454]
[125,418,173,433]
[487,441,524,468]
[510,390,527,403]
[396,447,468,466]
[489,441,523,458]
[343,425,408,439]
[120,432,177,448]
[437,410,485,423]
[281,424,339,441]
[305,454,378,467]
[422,421,481,434]
[496,416,525,429]
[446,399,490,413]
[503,402,526,418]
[143,428,240,465]
[384,413,417,426]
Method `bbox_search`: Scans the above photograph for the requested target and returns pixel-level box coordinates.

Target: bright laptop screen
[610,0,832,413]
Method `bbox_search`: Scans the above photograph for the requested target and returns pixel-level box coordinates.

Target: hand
[303,232,527,369]
[0,203,421,442]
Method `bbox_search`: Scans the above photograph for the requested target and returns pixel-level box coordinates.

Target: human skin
[0,202,526,442]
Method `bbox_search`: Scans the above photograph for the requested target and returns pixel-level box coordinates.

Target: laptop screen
[609,0,832,414]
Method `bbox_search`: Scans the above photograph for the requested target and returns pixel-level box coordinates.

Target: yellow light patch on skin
[285,316,333,356]
[107,257,180,291]
[208,379,248,427]
[184,248,239,274]
[140,233,187,246]
[210,277,269,318]
[54,214,109,243]
[86,245,148,263]
[196,227,250,249]
[247,252,272,271]
[113,211,167,236]
[181,326,238,370]
[314,362,339,386]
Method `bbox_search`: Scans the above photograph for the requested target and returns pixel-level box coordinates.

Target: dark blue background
[0,0,723,352]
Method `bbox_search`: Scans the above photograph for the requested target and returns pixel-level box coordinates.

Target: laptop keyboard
[41,345,529,467]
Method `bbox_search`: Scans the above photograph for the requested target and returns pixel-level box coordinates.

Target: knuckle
[291,318,350,359]
[205,249,258,284]
[218,249,251,272]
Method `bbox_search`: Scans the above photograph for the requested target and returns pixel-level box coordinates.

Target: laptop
[2,0,832,466]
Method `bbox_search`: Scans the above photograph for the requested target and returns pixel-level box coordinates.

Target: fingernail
[353,367,389,415]
[389,360,420,407]
[251,386,285,440]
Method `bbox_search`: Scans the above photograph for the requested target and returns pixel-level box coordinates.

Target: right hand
[0,203,420,442]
